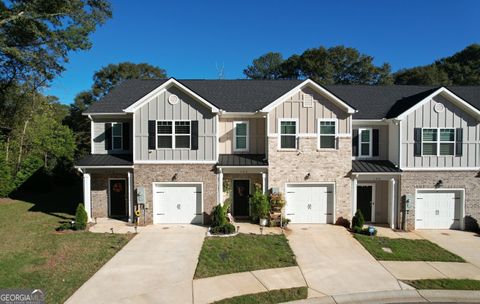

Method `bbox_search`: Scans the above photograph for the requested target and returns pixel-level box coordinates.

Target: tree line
[0,0,479,197]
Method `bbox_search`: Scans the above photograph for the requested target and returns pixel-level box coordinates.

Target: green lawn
[405,279,480,290]
[194,233,297,278]
[0,187,134,304]
[213,287,308,304]
[354,234,465,262]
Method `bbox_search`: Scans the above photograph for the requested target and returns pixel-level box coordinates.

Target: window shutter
[122,122,130,150]
[414,128,422,156]
[455,128,463,157]
[352,129,358,156]
[372,129,379,157]
[191,120,199,150]
[148,121,156,150]
[105,123,112,150]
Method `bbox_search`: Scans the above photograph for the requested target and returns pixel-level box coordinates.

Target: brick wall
[133,164,217,225]
[267,136,352,223]
[400,171,480,231]
[90,170,131,219]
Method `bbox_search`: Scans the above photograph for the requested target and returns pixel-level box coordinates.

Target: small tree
[75,203,88,230]
[352,209,365,229]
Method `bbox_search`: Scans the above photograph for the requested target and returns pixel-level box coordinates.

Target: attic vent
[303,94,313,108]
[168,94,179,105]
[434,102,445,113]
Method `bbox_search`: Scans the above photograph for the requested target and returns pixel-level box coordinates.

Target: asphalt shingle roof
[85,79,480,119]
[352,160,402,173]
[76,154,133,167]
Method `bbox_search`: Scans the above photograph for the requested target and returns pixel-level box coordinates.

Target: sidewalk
[381,261,480,280]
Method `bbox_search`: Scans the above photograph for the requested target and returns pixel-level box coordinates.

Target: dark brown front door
[233,180,250,217]
[109,179,127,218]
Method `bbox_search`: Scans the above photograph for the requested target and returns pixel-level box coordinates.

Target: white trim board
[134,160,217,164]
[260,79,356,114]
[401,167,479,171]
[124,78,219,113]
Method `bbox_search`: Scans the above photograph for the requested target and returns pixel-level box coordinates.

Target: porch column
[128,171,133,223]
[388,178,396,229]
[262,172,267,194]
[83,173,92,222]
[218,168,223,205]
[352,175,358,217]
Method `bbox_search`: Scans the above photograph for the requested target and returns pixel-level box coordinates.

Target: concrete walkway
[381,261,480,280]
[285,289,480,303]
[193,266,306,304]
[286,225,403,296]
[66,225,206,304]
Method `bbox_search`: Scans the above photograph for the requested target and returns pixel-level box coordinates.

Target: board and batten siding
[219,118,265,154]
[401,94,480,168]
[92,116,132,154]
[134,86,217,161]
[268,87,351,135]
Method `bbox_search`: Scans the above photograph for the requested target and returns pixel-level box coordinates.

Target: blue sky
[45,0,480,104]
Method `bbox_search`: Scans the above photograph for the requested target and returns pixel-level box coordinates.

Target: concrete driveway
[66,225,206,304]
[286,225,402,296]
[415,229,480,268]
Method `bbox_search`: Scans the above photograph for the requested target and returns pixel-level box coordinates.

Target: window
[358,128,372,157]
[279,120,297,149]
[318,120,337,149]
[234,121,249,151]
[156,120,191,149]
[422,128,455,156]
[112,123,122,150]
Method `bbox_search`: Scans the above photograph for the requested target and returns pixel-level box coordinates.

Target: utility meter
[137,187,145,205]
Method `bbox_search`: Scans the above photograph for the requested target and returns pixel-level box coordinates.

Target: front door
[357,185,373,222]
[109,179,127,218]
[233,180,250,217]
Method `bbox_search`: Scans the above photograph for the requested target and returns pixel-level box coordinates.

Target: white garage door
[285,184,334,224]
[415,190,462,229]
[153,183,202,224]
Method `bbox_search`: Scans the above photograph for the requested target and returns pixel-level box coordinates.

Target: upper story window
[318,120,337,149]
[279,119,297,149]
[157,120,191,149]
[358,128,372,157]
[234,121,249,152]
[111,123,123,150]
[422,128,455,156]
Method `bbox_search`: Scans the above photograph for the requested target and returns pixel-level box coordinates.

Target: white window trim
[111,122,123,151]
[233,121,249,152]
[358,128,372,158]
[317,118,338,150]
[421,127,455,156]
[156,120,191,150]
[278,118,298,150]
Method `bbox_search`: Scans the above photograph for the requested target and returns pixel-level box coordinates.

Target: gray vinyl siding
[401,94,480,168]
[388,121,400,166]
[134,86,217,161]
[352,124,389,160]
[91,116,132,154]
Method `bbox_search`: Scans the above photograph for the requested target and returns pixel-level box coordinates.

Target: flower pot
[259,218,268,226]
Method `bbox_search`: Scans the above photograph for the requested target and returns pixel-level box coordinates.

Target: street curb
[284,289,480,303]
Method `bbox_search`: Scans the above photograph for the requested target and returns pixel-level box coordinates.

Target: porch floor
[89,218,143,234]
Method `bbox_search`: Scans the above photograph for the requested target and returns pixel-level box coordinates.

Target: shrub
[354,226,377,236]
[250,185,270,223]
[352,209,365,229]
[211,201,230,228]
[210,223,236,235]
[74,203,88,230]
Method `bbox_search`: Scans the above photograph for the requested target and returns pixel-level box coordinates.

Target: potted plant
[270,192,286,211]
[250,184,270,226]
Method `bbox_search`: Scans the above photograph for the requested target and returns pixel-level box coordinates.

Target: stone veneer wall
[267,137,352,224]
[89,169,131,219]
[400,171,480,231]
[133,164,217,225]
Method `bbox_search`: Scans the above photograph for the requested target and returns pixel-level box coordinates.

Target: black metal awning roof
[75,154,133,167]
[217,154,268,167]
[352,160,402,173]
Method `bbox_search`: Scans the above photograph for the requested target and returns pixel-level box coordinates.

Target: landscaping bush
[352,209,365,229]
[211,201,230,228]
[74,203,88,230]
[210,223,236,235]
[250,184,270,223]
[353,226,377,236]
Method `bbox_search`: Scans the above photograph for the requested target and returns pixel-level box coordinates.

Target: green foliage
[249,186,270,222]
[353,226,377,236]
[211,201,230,228]
[405,279,480,290]
[213,287,308,304]
[243,52,285,80]
[394,44,480,85]
[75,203,88,230]
[210,223,236,235]
[352,209,365,229]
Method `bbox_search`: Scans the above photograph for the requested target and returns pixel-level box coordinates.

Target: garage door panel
[153,184,202,224]
[285,184,333,224]
[415,190,461,230]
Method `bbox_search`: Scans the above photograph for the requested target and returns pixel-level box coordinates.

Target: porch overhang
[217,154,268,168]
[75,154,133,169]
[352,160,402,175]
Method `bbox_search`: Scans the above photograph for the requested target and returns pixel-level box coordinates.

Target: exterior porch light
[305,173,311,180]
[172,173,178,181]
[435,180,443,188]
